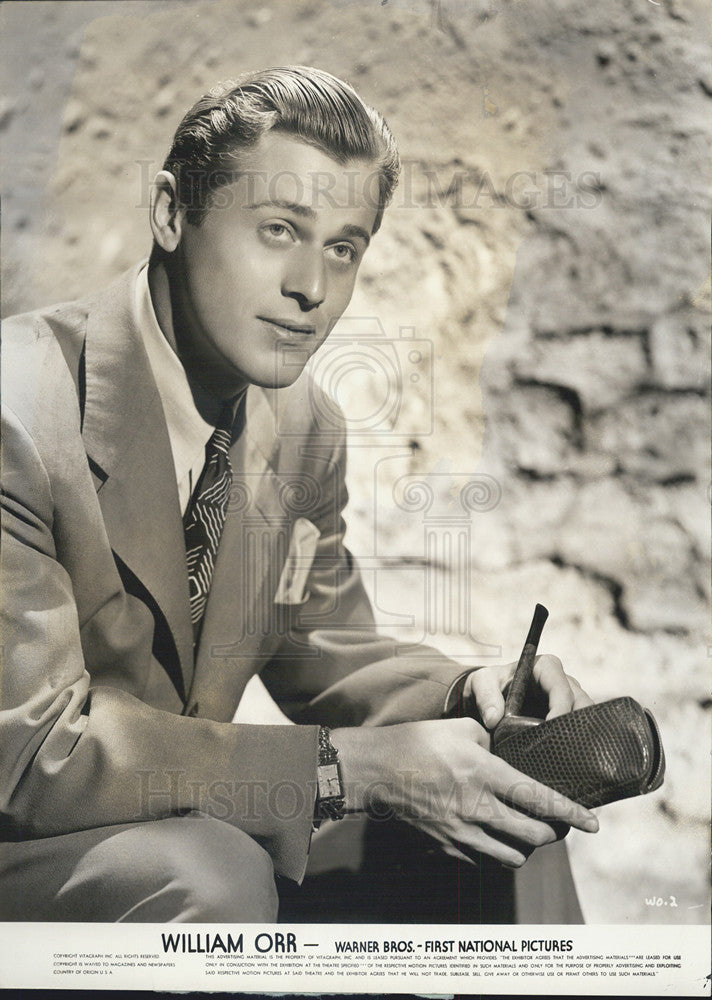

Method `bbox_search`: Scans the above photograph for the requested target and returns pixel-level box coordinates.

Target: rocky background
[1,0,709,924]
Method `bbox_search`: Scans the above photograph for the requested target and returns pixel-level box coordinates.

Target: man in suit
[0,66,597,922]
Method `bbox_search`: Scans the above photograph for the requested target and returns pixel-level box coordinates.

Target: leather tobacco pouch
[491,696,666,810]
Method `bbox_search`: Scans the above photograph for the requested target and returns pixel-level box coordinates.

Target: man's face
[172,131,379,398]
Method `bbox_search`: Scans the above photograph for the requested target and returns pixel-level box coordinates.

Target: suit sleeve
[260,405,475,726]
[0,403,318,883]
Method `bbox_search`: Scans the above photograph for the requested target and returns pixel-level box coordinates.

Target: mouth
[258,317,317,337]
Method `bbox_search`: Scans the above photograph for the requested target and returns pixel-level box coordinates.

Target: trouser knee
[179,821,279,922]
[55,815,279,922]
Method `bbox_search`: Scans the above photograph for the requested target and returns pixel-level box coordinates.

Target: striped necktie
[183,399,243,641]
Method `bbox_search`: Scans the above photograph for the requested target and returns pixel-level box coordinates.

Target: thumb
[464,669,505,729]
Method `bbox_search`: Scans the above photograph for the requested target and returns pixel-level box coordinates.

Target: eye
[260,221,295,244]
[326,242,357,265]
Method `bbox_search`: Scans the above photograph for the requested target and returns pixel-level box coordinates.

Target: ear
[149,170,185,252]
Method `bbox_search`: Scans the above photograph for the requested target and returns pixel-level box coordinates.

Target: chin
[250,365,307,390]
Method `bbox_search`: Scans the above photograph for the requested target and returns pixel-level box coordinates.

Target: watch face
[318,763,341,799]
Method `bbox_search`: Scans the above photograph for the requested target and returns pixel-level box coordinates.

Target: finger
[487,756,599,832]
[532,654,576,719]
[465,667,507,729]
[548,819,571,841]
[440,842,478,866]
[542,671,594,719]
[566,675,594,712]
[488,817,571,848]
[422,809,567,869]
[409,819,525,868]
[451,826,530,869]
[461,792,564,850]
[476,821,567,866]
[412,823,480,866]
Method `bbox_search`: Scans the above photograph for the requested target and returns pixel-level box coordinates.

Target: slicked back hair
[162,66,401,234]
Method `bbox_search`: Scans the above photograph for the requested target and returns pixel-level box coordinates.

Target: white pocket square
[273,517,320,604]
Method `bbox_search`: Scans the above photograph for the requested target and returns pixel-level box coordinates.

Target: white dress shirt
[134,262,293,726]
[134,262,218,515]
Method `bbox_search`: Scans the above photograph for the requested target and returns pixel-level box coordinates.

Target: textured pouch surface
[491,696,665,809]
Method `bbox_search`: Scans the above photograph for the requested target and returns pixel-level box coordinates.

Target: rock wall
[1,0,709,923]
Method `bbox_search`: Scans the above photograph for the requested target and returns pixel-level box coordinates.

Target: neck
[147,249,180,355]
[147,249,248,407]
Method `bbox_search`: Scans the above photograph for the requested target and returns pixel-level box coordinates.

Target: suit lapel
[81,266,194,698]
[187,386,291,720]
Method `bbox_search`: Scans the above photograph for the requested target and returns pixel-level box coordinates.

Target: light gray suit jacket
[0,264,469,882]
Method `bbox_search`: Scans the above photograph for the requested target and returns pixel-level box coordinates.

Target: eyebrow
[245,198,317,220]
[245,199,371,246]
[340,223,371,247]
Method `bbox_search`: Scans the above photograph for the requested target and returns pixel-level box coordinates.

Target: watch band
[315,726,345,823]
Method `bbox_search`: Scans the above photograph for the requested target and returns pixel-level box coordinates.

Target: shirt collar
[134,261,218,492]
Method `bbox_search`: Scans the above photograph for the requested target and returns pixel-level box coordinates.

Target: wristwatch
[314,726,345,824]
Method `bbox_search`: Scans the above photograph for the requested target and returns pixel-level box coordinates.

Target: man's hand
[331,718,599,869]
[463,654,594,730]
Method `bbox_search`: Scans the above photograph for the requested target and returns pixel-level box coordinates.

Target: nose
[282,248,326,311]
